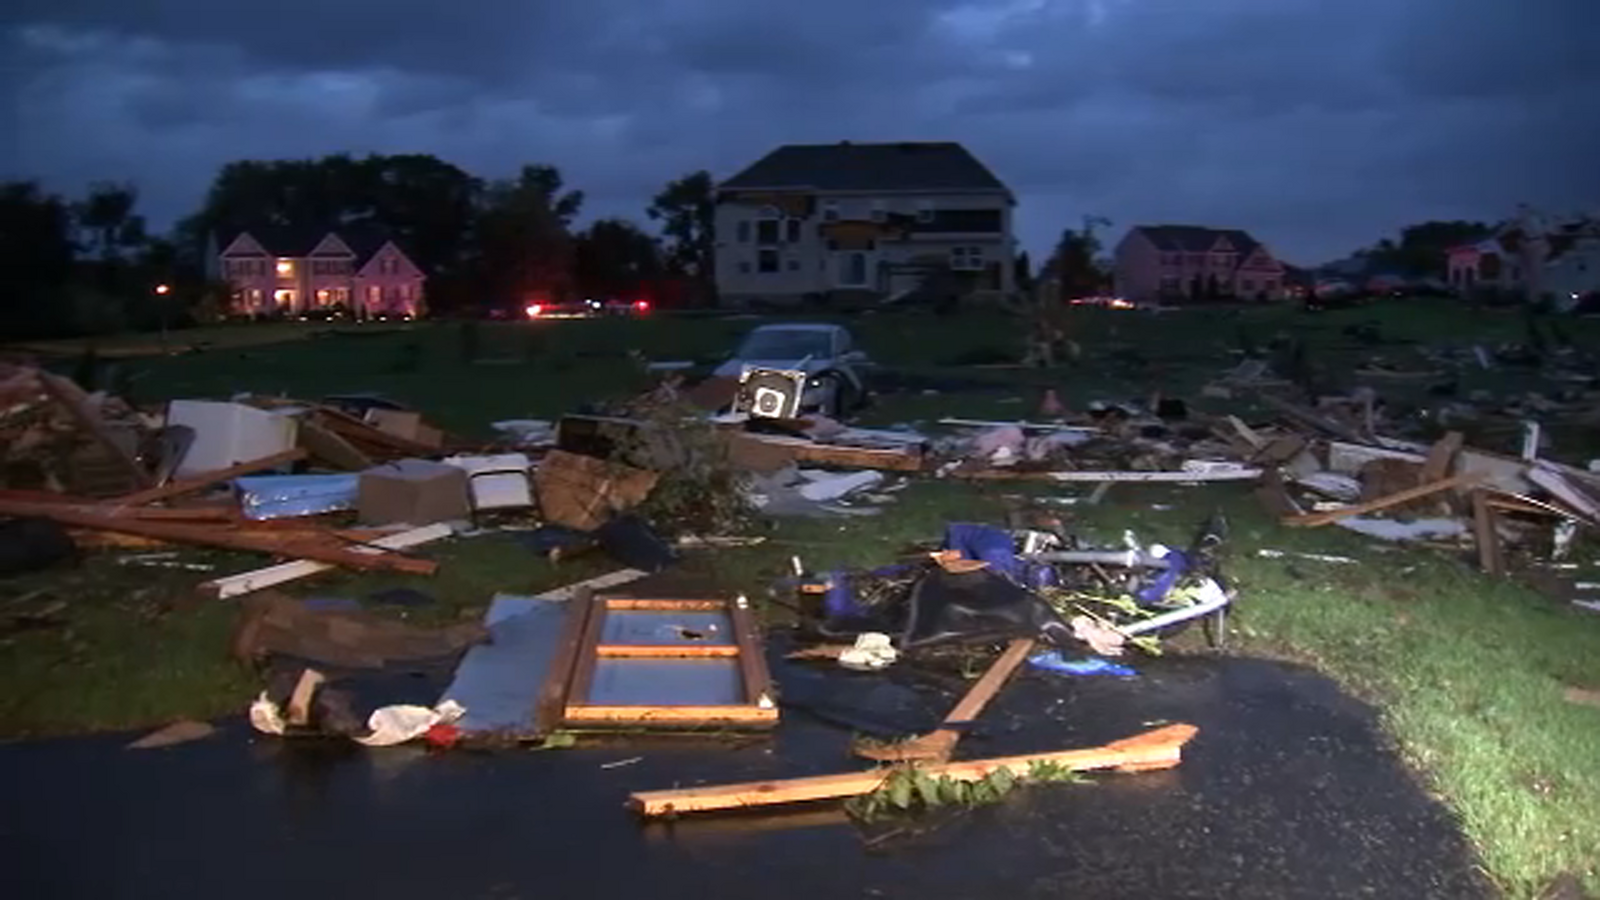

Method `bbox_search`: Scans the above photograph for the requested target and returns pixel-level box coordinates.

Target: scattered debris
[125,719,218,750]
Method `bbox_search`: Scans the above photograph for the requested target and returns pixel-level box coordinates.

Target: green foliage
[574,218,662,299]
[647,170,715,299]
[616,389,753,537]
[846,763,1086,821]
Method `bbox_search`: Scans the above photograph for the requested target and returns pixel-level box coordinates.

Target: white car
[713,323,870,418]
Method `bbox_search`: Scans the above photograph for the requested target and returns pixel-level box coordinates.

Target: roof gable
[309,233,356,257]
[356,241,422,277]
[219,232,269,257]
[719,142,1009,194]
[1132,225,1263,257]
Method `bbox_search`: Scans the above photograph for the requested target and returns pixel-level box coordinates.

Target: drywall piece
[168,400,298,479]
[1334,516,1468,541]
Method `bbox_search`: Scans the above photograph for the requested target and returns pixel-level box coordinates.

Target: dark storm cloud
[4,0,1598,263]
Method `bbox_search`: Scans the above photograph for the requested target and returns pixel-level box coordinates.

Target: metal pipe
[1121,579,1231,636]
[1025,550,1172,568]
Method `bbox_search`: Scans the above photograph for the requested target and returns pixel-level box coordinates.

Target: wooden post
[1472,489,1505,577]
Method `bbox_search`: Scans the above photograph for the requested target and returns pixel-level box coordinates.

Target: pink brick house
[1113,225,1286,304]
[217,226,426,318]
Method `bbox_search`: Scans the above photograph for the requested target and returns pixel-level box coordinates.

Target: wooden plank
[1283,471,1481,527]
[859,638,1035,762]
[1527,465,1600,522]
[37,371,151,488]
[0,498,435,573]
[296,416,373,470]
[953,468,1262,483]
[102,448,306,507]
[564,590,611,708]
[314,407,442,457]
[1225,415,1265,450]
[728,599,773,706]
[194,523,454,598]
[730,432,924,472]
[564,705,780,725]
[532,587,598,737]
[1472,490,1505,577]
[594,644,741,658]
[629,724,1199,817]
[1256,392,1366,443]
[604,598,727,611]
[1419,431,1464,485]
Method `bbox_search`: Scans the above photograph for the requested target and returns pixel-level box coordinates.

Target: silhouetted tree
[574,218,662,300]
[647,171,716,302]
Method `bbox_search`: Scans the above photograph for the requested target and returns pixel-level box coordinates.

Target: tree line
[0,154,716,338]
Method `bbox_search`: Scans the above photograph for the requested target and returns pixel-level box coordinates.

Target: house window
[870,200,887,223]
[1263,280,1278,293]
[1185,253,1204,266]
[368,286,381,306]
[736,221,751,243]
[950,246,984,271]
[785,219,801,243]
[1159,276,1180,292]
[786,258,800,272]
[249,289,263,304]
[822,201,840,222]
[276,259,293,276]
[756,220,779,245]
[758,249,780,273]
[916,202,934,224]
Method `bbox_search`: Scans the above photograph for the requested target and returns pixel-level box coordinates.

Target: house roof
[719,142,1009,194]
[1132,225,1265,257]
[219,223,410,268]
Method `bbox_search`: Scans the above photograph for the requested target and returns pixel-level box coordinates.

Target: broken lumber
[1471,490,1505,577]
[197,522,454,598]
[1256,393,1366,444]
[1282,471,1481,527]
[855,638,1034,762]
[102,448,306,507]
[37,372,152,489]
[629,723,1199,817]
[953,468,1262,483]
[0,498,437,574]
[1418,431,1464,485]
[1527,465,1600,522]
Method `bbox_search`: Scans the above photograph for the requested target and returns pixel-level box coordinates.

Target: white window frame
[950,246,984,271]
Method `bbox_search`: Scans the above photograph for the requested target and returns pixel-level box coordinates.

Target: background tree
[1045,215,1111,299]
[574,218,662,300]
[647,170,716,303]
[0,181,77,337]
[74,182,146,263]
[1358,220,1492,277]
[1014,250,1034,296]
[473,164,583,308]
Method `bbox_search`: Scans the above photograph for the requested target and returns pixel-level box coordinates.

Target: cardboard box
[358,459,472,526]
[366,409,444,450]
[533,450,658,531]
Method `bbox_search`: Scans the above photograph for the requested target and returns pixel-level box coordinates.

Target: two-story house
[714,142,1016,307]
[1447,215,1600,306]
[215,226,427,318]
[1113,225,1287,304]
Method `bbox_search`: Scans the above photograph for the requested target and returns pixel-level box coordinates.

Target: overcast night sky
[4,0,1598,265]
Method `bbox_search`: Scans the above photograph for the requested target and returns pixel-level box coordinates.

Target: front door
[835,251,869,288]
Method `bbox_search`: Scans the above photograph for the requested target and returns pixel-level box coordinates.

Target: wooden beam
[858,638,1034,762]
[37,371,151,488]
[953,468,1262,483]
[195,523,453,598]
[604,598,727,611]
[1282,471,1481,527]
[1472,489,1505,577]
[629,724,1199,817]
[102,448,306,507]
[1419,431,1463,485]
[533,586,597,737]
[594,644,740,658]
[564,705,780,726]
[729,600,773,706]
[1527,465,1600,523]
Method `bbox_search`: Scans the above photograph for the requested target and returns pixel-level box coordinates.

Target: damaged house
[713,141,1017,308]
[1446,213,1600,307]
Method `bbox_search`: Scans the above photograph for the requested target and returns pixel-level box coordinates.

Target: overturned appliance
[734,366,808,420]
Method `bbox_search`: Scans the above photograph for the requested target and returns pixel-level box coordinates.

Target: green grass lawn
[2,300,1598,895]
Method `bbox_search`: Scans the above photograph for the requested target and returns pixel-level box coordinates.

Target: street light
[154,283,171,296]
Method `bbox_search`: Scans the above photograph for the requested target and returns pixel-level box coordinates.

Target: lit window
[276,259,292,276]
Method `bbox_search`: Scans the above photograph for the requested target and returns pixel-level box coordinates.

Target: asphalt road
[0,652,1491,900]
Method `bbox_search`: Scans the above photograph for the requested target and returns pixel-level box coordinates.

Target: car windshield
[736,329,833,360]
